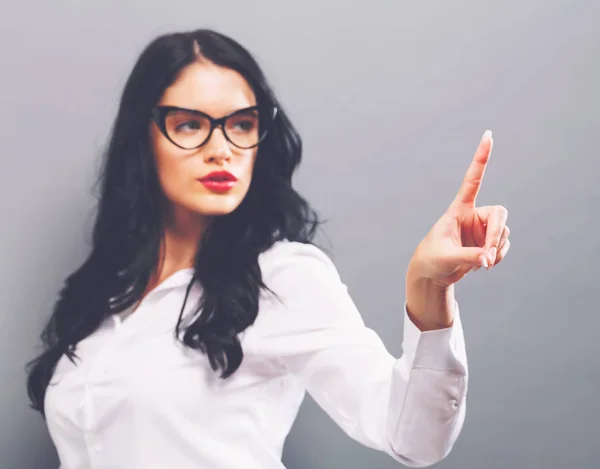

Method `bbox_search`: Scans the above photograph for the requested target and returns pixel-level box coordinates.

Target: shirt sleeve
[258,242,469,467]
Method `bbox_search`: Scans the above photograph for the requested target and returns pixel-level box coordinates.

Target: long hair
[26,29,322,417]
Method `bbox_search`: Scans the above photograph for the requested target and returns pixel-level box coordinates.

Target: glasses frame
[151,104,278,150]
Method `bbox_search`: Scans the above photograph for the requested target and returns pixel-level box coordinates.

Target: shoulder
[258,240,340,284]
[257,240,353,317]
[254,241,364,333]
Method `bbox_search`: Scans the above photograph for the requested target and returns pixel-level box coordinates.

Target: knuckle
[495,205,509,219]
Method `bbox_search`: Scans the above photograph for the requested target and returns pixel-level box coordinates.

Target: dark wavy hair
[26,29,322,417]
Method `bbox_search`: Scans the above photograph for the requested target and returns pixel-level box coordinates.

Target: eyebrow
[157,105,259,119]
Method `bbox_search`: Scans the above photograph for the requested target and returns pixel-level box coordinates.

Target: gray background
[1,1,598,468]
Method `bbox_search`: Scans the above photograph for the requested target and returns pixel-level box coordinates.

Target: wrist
[405,267,455,331]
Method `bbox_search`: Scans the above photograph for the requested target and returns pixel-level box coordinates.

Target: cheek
[152,139,192,195]
[237,151,258,196]
[241,150,258,182]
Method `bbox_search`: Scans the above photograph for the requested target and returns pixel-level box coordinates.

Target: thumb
[447,246,490,269]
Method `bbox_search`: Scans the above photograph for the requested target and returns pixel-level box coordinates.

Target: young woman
[26,29,510,469]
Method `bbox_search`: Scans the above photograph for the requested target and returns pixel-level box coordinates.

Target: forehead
[159,61,256,115]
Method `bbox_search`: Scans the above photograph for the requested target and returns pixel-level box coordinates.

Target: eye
[175,120,202,132]
[227,113,259,134]
[233,119,255,131]
[164,110,208,135]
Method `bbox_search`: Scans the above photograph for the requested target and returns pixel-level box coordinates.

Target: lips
[198,171,237,193]
[199,171,237,182]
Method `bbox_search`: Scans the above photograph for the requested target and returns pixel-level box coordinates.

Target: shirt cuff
[401,300,468,375]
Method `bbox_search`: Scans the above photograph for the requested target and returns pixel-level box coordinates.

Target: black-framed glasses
[151,105,278,150]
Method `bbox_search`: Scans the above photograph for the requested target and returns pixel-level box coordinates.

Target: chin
[189,198,244,217]
[169,188,249,219]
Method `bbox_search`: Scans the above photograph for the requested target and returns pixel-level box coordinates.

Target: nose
[203,126,232,164]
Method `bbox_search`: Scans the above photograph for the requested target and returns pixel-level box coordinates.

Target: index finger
[452,130,493,207]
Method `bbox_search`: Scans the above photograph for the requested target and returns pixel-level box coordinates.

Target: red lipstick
[198,171,237,193]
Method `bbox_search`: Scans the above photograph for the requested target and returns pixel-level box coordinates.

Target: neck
[157,205,211,276]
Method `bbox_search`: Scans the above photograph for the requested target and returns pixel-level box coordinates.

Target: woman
[26,29,510,469]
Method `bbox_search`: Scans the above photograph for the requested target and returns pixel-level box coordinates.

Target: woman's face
[150,61,259,222]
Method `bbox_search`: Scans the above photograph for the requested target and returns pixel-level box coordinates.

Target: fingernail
[480,256,489,269]
[483,129,492,140]
[489,247,497,264]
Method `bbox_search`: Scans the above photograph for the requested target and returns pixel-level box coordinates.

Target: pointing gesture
[408,130,510,289]
[452,130,494,207]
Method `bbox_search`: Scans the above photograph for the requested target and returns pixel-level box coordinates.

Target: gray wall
[2,1,598,468]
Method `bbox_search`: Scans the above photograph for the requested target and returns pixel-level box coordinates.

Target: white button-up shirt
[45,240,468,469]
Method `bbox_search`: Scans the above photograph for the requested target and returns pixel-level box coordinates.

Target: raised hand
[406,130,510,329]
